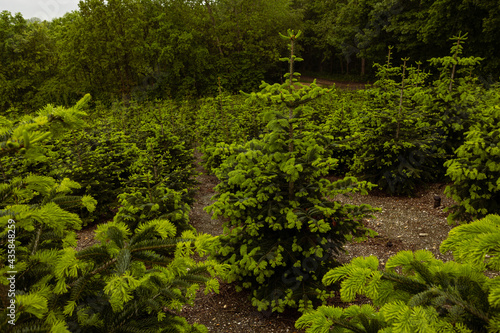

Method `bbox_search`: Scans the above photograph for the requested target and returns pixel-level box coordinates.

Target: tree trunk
[204,0,223,56]
[288,36,295,202]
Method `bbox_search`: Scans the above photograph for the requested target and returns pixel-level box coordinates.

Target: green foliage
[0,213,221,332]
[0,12,63,113]
[297,252,490,332]
[44,105,197,225]
[3,0,500,113]
[296,214,500,333]
[298,0,500,78]
[349,48,443,195]
[424,33,486,158]
[114,179,192,234]
[130,124,197,198]
[0,97,224,332]
[306,90,364,175]
[441,215,500,271]
[197,90,267,174]
[444,90,500,223]
[0,95,90,183]
[108,99,198,147]
[49,122,139,222]
[207,30,377,312]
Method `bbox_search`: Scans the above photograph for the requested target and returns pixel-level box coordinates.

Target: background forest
[1,0,500,113]
[2,0,500,332]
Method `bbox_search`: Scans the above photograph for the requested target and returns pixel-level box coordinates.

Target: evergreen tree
[206,30,377,312]
[0,96,224,332]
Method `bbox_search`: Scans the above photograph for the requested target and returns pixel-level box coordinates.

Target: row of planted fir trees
[1,30,500,332]
[0,97,227,331]
[201,31,500,332]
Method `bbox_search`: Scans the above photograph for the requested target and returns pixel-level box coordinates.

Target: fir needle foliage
[0,96,224,332]
[296,214,500,333]
[349,47,442,195]
[443,88,500,223]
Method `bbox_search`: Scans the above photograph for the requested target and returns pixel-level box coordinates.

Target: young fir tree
[206,30,377,312]
[443,88,500,223]
[349,47,443,195]
[424,32,486,159]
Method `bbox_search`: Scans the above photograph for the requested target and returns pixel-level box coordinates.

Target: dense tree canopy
[0,0,499,113]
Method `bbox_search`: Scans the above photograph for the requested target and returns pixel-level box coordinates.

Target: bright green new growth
[444,89,500,223]
[0,96,223,332]
[206,30,377,313]
[296,214,500,333]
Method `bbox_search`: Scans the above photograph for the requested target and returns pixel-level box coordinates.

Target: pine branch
[130,251,171,266]
[381,271,428,295]
[76,246,112,262]
[129,238,193,253]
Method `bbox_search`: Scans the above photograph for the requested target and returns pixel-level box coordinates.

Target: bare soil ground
[75,152,457,333]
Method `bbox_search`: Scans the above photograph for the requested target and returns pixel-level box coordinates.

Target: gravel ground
[334,183,455,266]
[76,151,457,333]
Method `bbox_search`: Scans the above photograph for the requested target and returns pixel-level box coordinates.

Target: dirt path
[333,183,455,267]
[188,151,222,235]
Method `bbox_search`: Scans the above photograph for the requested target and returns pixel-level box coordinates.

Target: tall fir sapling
[444,88,500,223]
[424,32,486,158]
[206,30,377,313]
[349,47,443,195]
